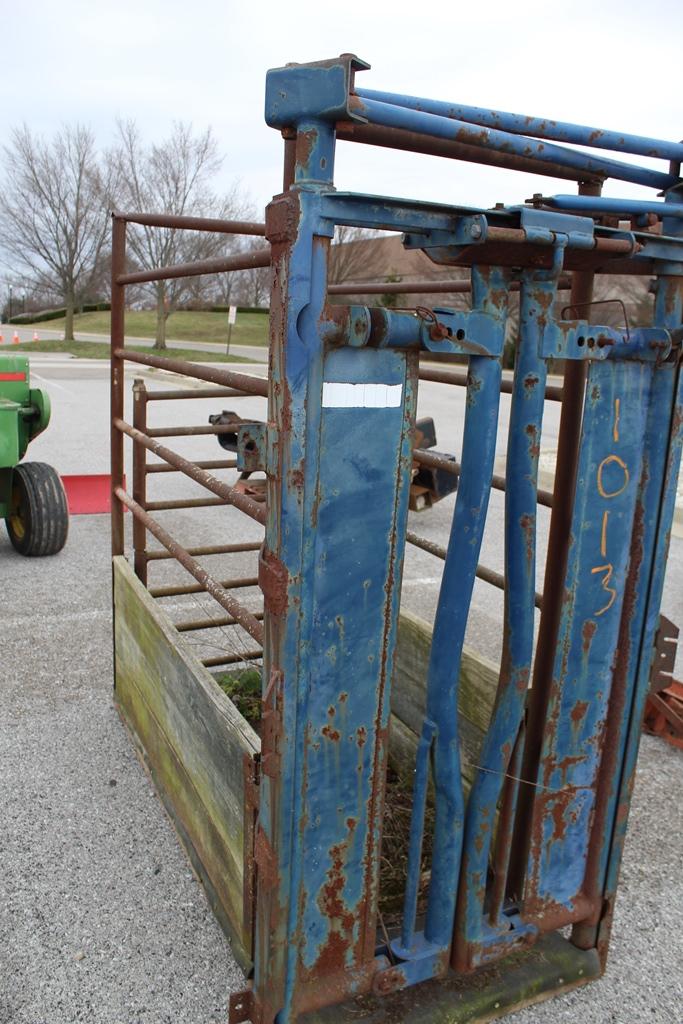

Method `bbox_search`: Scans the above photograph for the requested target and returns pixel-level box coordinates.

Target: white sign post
[226,305,237,355]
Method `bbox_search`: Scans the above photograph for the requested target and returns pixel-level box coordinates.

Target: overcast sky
[2,0,682,217]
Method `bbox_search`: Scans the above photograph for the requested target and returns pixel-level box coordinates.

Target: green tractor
[0,353,68,556]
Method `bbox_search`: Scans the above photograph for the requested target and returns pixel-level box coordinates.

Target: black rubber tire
[5,462,69,556]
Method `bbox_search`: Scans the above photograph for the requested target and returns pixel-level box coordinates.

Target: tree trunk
[64,288,75,342]
[154,284,168,350]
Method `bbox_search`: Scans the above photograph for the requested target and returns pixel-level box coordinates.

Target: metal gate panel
[523,356,650,923]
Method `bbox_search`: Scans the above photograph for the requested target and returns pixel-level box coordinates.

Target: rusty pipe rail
[149,575,259,599]
[113,348,268,395]
[328,275,572,296]
[146,541,262,562]
[112,210,266,235]
[114,486,264,644]
[412,448,554,509]
[145,496,229,511]
[418,365,564,402]
[113,417,267,525]
[145,387,257,402]
[117,247,271,286]
[336,122,604,184]
[176,611,265,632]
[146,424,243,438]
[146,458,238,474]
[201,649,263,669]
[405,530,543,610]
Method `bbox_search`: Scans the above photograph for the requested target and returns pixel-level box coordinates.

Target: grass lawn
[31,308,269,347]
[7,340,252,363]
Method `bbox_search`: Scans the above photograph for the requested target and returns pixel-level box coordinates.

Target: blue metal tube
[453,270,550,966]
[399,719,436,953]
[357,88,683,165]
[353,96,676,192]
[423,352,502,949]
[422,266,509,951]
[294,120,338,184]
[544,195,683,219]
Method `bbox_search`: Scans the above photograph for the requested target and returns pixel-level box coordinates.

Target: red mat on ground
[61,474,127,515]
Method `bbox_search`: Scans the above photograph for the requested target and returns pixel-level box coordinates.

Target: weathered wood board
[113,558,498,973]
[113,556,259,971]
[391,608,499,794]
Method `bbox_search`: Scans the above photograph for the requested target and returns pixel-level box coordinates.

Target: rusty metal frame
[110,65,683,1024]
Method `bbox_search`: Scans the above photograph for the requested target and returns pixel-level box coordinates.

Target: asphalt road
[1,353,681,1023]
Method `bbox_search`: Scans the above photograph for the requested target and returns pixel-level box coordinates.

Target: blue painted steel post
[253,116,339,1024]
[253,55,420,1024]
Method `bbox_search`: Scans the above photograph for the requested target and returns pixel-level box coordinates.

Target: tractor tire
[5,462,69,556]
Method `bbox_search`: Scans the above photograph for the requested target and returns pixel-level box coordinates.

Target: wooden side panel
[112,556,259,971]
[391,609,499,792]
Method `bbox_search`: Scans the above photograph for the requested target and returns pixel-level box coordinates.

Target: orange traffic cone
[12,331,20,344]
[0,333,4,344]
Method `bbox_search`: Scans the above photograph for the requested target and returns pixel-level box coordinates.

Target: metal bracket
[514,206,596,249]
[260,668,283,779]
[229,986,255,1024]
[418,307,506,357]
[254,826,279,891]
[402,215,488,250]
[237,423,268,473]
[265,53,370,129]
[649,614,680,693]
[540,323,672,361]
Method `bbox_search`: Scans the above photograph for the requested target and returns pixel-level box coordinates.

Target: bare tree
[328,226,382,286]
[0,124,115,340]
[114,121,251,348]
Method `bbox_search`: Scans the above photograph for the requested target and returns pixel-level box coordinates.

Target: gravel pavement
[1,354,681,1023]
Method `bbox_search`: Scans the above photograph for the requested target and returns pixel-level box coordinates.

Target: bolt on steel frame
[110,53,683,1024]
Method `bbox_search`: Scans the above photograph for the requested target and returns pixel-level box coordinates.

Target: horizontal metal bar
[114,486,263,643]
[112,210,266,234]
[412,448,553,509]
[117,246,271,286]
[336,122,602,184]
[357,90,683,164]
[147,424,240,438]
[146,540,262,561]
[483,227,632,255]
[353,94,677,191]
[329,278,473,296]
[544,194,683,219]
[358,93,683,164]
[405,530,543,609]
[114,417,267,524]
[176,610,265,632]
[418,365,564,402]
[329,276,573,296]
[144,387,259,402]
[149,575,259,599]
[114,348,269,395]
[201,649,263,669]
[413,450,552,509]
[145,497,228,511]
[146,459,238,475]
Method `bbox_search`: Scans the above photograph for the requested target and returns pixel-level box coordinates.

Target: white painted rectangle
[322,382,403,409]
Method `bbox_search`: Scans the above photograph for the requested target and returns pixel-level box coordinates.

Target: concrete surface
[1,352,681,1023]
